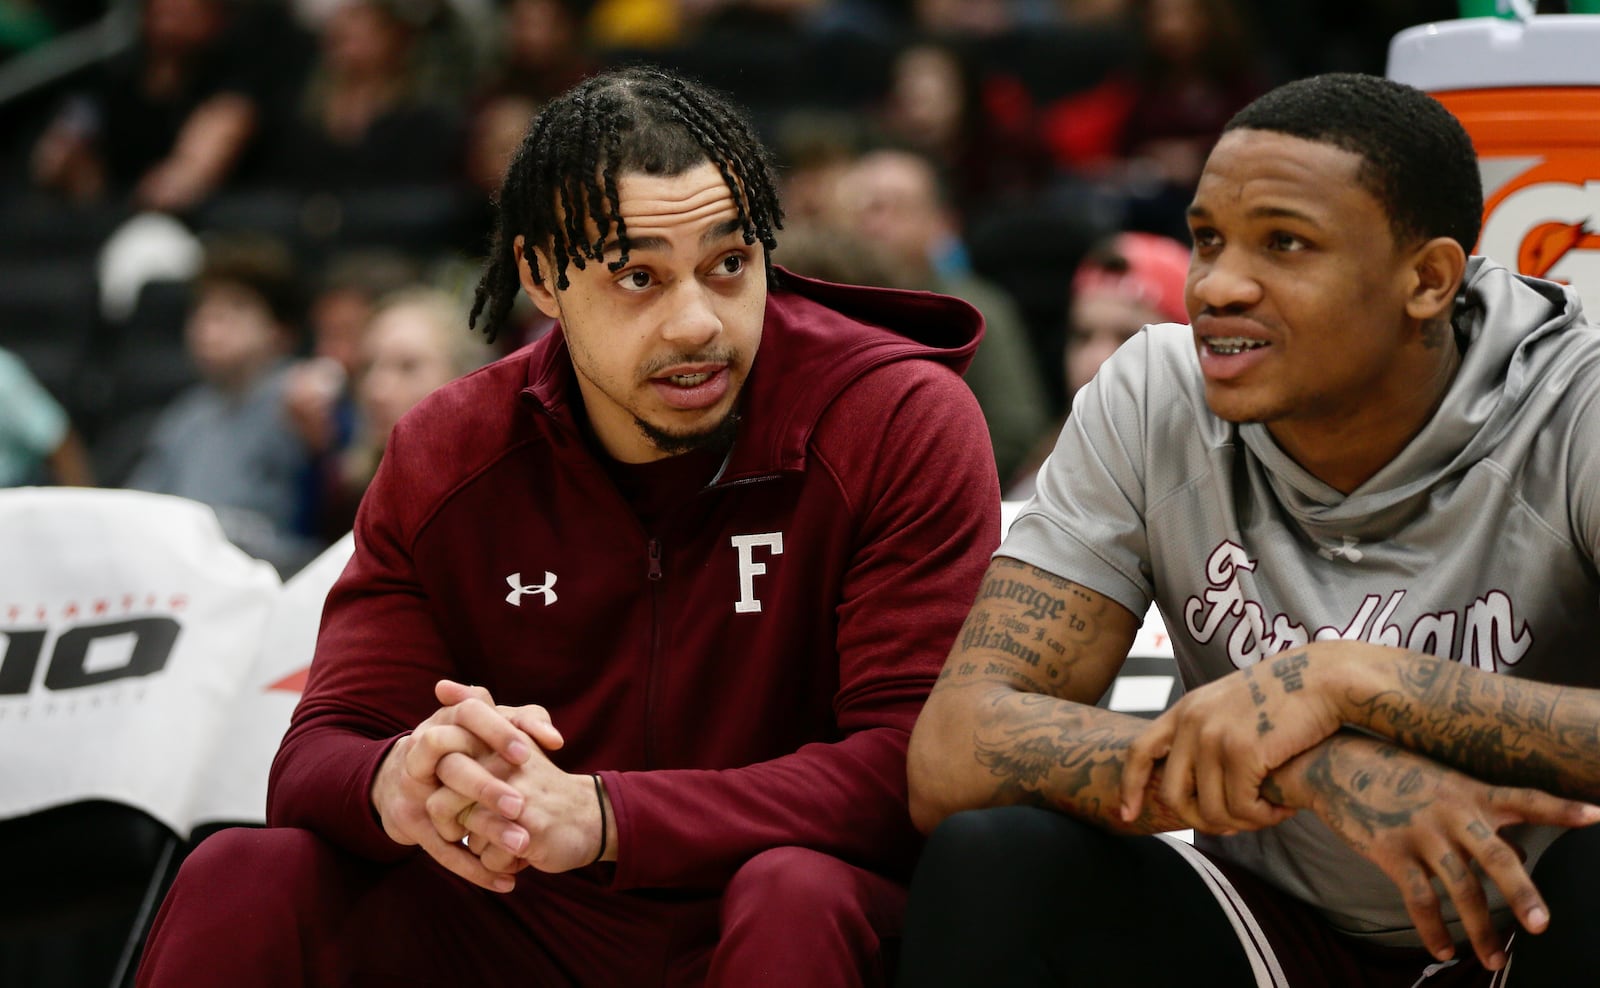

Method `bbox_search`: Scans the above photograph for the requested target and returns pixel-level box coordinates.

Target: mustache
[640,347,739,377]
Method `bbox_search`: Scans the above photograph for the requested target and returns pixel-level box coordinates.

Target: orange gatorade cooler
[1388,13,1600,318]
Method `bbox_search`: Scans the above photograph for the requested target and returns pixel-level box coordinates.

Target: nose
[1189,248,1261,313]
[660,280,722,348]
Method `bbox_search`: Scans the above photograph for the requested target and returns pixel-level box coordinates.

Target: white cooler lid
[1388,15,1600,91]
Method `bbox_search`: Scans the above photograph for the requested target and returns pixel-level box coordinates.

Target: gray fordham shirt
[1002,258,1600,947]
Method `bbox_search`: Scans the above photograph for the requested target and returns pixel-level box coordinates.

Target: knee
[725,847,862,917]
[168,826,346,914]
[1532,825,1600,905]
[920,806,1088,876]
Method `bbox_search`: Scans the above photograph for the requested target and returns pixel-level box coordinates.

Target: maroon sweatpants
[135,828,907,987]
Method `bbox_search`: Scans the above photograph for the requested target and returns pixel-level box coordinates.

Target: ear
[514,235,562,321]
[1404,236,1467,323]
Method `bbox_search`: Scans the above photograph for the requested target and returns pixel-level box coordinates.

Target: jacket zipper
[644,537,662,767]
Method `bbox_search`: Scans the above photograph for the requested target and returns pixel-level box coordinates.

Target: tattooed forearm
[909,559,1147,829]
[1343,653,1600,799]
[972,693,1186,834]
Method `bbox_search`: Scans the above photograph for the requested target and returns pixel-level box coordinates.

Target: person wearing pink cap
[1064,231,1192,397]
[1006,230,1191,500]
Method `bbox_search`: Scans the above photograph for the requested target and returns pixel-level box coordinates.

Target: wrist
[590,774,617,864]
[1306,640,1362,725]
[370,738,410,844]
[1262,744,1322,812]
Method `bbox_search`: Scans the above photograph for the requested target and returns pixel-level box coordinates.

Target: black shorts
[1160,836,1513,988]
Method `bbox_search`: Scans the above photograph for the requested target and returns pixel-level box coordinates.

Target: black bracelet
[590,773,608,866]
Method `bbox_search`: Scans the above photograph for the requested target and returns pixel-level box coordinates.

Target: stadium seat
[0,801,179,988]
[0,196,128,263]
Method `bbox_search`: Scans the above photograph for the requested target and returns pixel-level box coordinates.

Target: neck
[1270,324,1461,494]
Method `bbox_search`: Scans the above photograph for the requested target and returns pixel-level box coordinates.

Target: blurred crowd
[0,0,1456,574]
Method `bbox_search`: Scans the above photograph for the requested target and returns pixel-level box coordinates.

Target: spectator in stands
[1063,230,1190,396]
[125,235,319,575]
[281,249,421,536]
[874,36,1050,217]
[257,0,465,194]
[1005,229,1190,500]
[771,109,870,226]
[476,0,593,107]
[466,95,539,203]
[910,0,1016,36]
[833,147,1050,485]
[773,219,921,292]
[283,249,421,455]
[1040,0,1267,237]
[0,345,93,487]
[135,64,998,988]
[29,0,263,212]
[900,72,1600,987]
[318,286,485,536]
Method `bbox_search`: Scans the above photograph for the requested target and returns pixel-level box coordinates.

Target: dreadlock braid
[469,64,785,344]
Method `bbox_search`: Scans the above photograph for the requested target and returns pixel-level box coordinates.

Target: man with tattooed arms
[897,73,1600,988]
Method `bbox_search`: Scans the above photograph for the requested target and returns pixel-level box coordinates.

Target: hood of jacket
[516,266,985,482]
[1239,257,1597,538]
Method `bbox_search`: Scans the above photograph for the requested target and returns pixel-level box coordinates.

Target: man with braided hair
[136,66,1000,986]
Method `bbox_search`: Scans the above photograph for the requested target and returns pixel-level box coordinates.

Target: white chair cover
[0,488,280,835]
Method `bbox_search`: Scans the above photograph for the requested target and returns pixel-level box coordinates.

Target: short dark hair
[470,65,784,343]
[1224,72,1483,255]
[197,234,303,330]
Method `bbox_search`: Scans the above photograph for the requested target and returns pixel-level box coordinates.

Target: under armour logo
[1318,537,1364,563]
[505,571,558,606]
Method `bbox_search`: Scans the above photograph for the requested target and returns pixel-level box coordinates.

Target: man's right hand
[369,680,563,891]
[1266,733,1600,972]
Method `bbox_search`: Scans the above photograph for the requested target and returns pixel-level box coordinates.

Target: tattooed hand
[1267,733,1600,971]
[1119,649,1344,832]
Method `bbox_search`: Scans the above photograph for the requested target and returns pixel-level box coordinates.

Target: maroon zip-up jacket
[267,270,1001,890]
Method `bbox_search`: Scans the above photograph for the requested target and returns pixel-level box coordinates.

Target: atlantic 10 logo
[1477,159,1600,318]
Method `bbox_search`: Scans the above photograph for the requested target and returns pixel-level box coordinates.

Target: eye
[617,269,655,292]
[714,252,747,276]
[1190,227,1221,252]
[1267,231,1308,252]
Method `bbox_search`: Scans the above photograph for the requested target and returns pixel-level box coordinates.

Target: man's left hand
[1120,647,1343,832]
[449,747,610,875]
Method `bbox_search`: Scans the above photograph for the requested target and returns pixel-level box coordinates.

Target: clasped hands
[1114,650,1600,971]
[370,679,609,893]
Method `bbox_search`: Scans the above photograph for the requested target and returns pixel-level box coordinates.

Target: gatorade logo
[1478,163,1600,316]
[1518,220,1600,280]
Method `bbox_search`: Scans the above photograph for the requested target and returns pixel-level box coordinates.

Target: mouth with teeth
[1204,337,1269,356]
[651,364,730,410]
[667,371,713,387]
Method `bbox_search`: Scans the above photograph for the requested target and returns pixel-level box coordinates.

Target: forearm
[268,723,412,861]
[1324,643,1600,801]
[601,726,921,889]
[165,95,256,186]
[909,683,1191,836]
